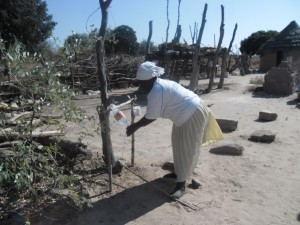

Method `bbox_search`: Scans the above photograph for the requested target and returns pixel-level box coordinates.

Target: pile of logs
[0,102,61,155]
[0,83,89,159]
[57,54,144,92]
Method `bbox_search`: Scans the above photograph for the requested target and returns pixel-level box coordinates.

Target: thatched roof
[258,20,300,54]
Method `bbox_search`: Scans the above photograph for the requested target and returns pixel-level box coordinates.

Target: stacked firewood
[57,54,144,92]
[0,83,89,158]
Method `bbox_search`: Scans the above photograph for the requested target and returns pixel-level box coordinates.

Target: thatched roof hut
[258,20,300,72]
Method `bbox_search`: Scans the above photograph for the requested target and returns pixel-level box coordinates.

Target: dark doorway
[276,51,283,66]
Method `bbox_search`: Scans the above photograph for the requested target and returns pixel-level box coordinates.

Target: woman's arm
[126,116,155,136]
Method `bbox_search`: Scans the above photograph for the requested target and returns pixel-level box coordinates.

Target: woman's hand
[126,123,138,136]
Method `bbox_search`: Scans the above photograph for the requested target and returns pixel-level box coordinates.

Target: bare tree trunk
[172,0,182,44]
[207,5,224,93]
[180,59,188,80]
[172,25,182,44]
[228,23,237,53]
[218,23,237,89]
[241,54,251,74]
[163,0,171,77]
[96,0,116,169]
[189,3,208,91]
[226,23,238,73]
[189,22,198,45]
[218,49,228,89]
[165,0,170,45]
[164,52,172,78]
[146,20,153,54]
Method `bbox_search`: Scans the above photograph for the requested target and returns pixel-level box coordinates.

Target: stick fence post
[130,99,135,166]
[104,109,113,192]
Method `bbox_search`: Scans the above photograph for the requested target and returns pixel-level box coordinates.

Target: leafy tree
[65,33,90,49]
[61,29,100,60]
[240,30,278,55]
[63,33,90,58]
[0,0,56,52]
[112,25,138,55]
[138,40,157,54]
[104,28,117,55]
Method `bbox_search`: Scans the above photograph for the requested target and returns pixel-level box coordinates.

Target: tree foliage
[65,33,91,49]
[112,25,138,55]
[0,37,92,217]
[138,40,157,54]
[240,30,278,55]
[0,0,56,52]
[61,25,140,56]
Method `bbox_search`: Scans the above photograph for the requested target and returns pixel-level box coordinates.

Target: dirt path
[36,74,300,225]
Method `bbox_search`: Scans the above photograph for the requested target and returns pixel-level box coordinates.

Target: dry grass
[249,75,264,85]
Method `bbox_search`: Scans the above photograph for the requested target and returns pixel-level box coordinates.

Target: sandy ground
[37,74,300,225]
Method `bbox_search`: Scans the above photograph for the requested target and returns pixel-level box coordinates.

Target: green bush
[0,37,92,218]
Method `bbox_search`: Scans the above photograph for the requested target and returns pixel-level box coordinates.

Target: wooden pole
[130,99,135,166]
[103,97,136,167]
[226,23,238,73]
[104,108,113,192]
[189,3,208,91]
[207,5,225,93]
[95,0,115,192]
[146,20,153,54]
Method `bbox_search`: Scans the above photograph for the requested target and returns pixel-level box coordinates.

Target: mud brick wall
[263,67,295,95]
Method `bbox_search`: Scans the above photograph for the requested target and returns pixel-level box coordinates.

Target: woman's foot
[163,172,177,179]
[170,181,186,199]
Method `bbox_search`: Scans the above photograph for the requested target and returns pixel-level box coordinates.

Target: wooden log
[0,130,63,141]
[37,136,91,158]
[7,111,33,125]
[0,147,15,157]
[0,141,21,147]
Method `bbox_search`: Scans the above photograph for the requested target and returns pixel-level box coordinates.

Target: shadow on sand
[251,87,291,99]
[29,177,173,225]
[286,98,300,109]
[68,178,172,225]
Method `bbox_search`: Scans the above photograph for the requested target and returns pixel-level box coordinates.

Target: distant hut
[257,20,300,72]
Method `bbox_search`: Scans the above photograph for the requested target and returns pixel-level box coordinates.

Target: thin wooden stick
[130,99,135,166]
[120,161,198,211]
[114,98,135,110]
[0,130,63,141]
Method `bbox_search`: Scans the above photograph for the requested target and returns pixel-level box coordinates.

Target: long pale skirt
[171,104,223,182]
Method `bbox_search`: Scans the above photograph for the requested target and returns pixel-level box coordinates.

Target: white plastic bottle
[109,104,130,128]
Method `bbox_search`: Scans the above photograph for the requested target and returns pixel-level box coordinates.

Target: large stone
[209,143,244,155]
[216,119,238,132]
[250,130,276,143]
[259,110,278,121]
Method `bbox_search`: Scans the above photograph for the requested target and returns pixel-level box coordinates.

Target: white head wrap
[136,61,165,80]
